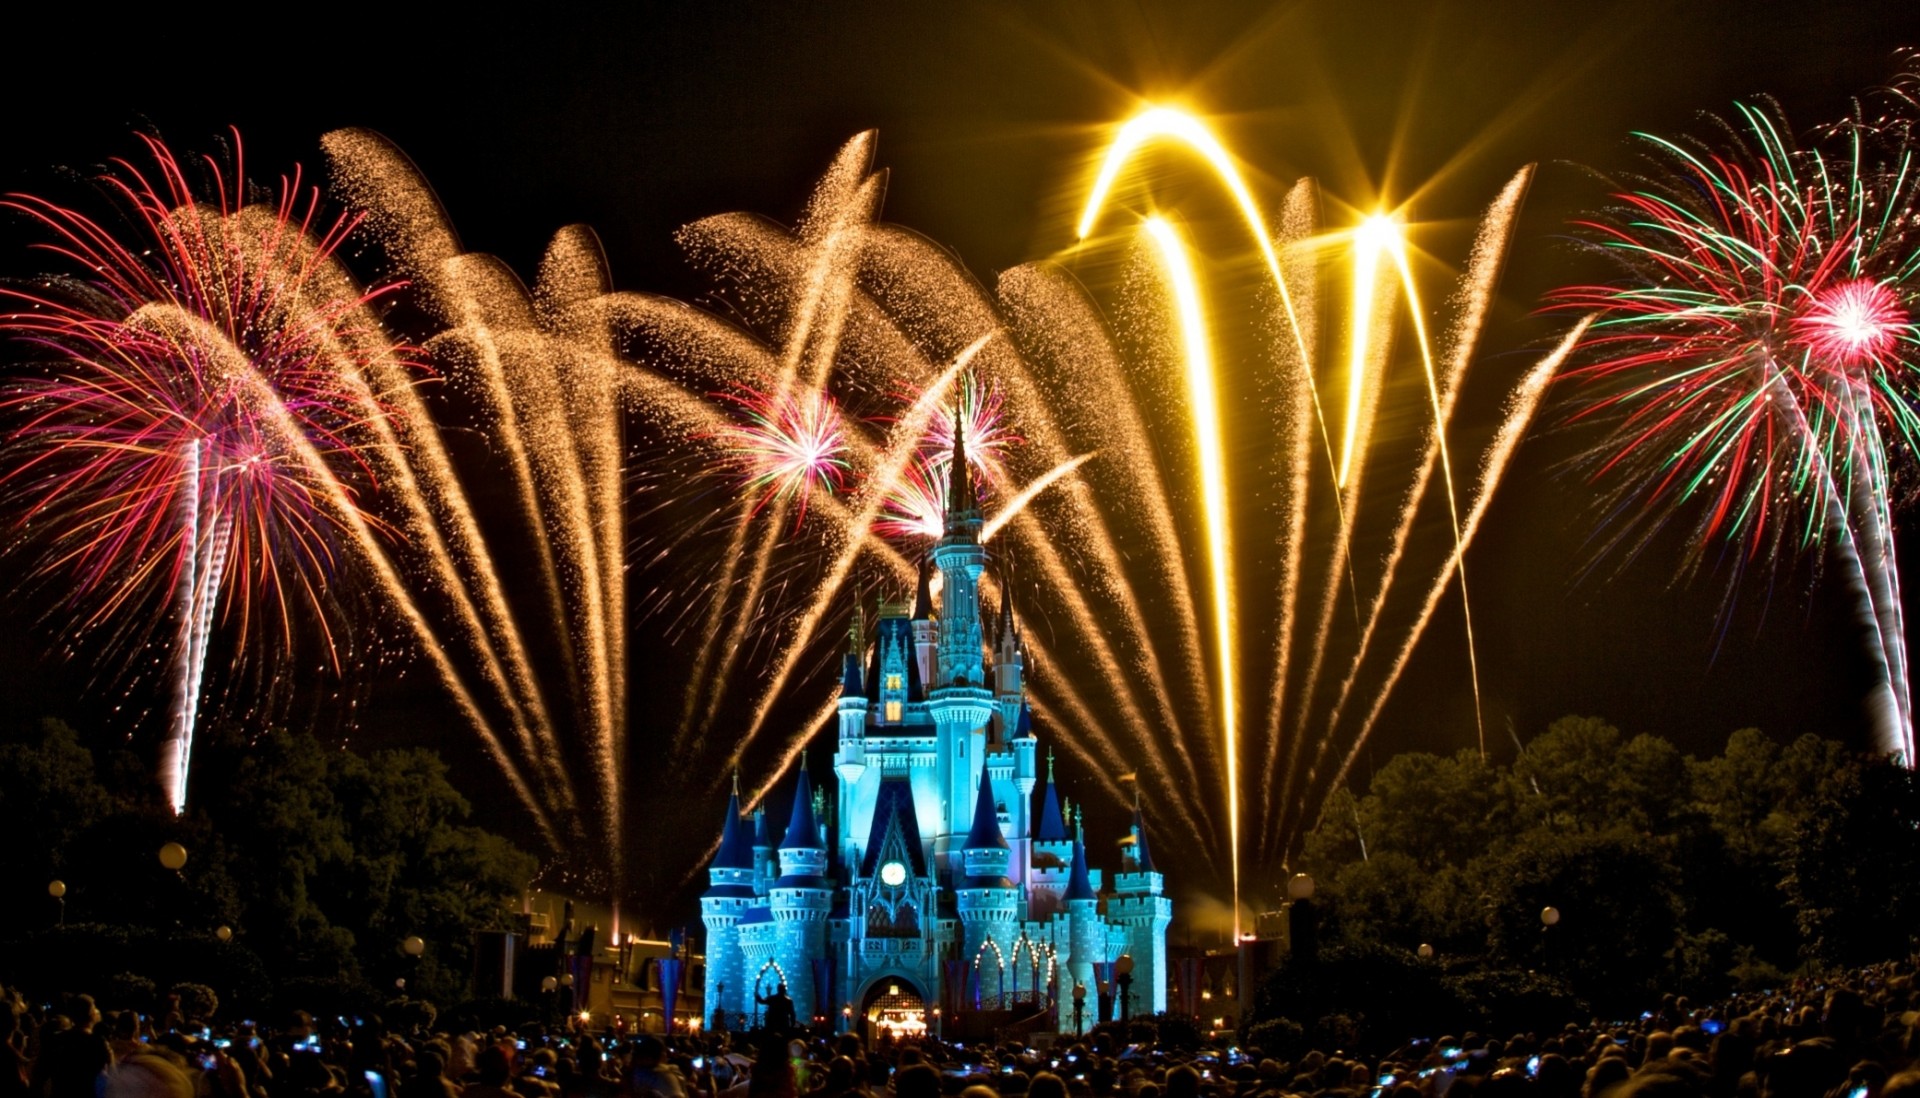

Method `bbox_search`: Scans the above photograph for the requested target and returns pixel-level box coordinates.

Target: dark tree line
[0,716,536,1015]
[1248,718,1920,1049]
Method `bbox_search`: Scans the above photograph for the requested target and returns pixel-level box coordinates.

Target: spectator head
[1029,1072,1070,1098]
[105,1053,192,1098]
[1760,1038,1846,1098]
[1164,1065,1200,1098]
[474,1045,514,1087]
[896,1063,943,1098]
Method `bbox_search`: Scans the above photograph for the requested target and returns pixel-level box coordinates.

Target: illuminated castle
[700,425,1171,1036]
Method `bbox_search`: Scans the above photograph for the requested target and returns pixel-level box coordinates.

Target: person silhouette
[755,981,797,1034]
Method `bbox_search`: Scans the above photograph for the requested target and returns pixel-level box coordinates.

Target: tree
[1781,756,1920,965]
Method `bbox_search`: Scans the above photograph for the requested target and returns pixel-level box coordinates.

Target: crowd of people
[4,959,1918,1098]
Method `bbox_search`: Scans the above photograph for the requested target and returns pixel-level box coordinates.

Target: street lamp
[1287,872,1318,965]
[404,935,426,956]
[1071,982,1087,1036]
[216,926,233,943]
[48,880,65,926]
[1540,906,1560,927]
[158,842,188,871]
[1115,954,1135,1021]
[931,1006,941,1042]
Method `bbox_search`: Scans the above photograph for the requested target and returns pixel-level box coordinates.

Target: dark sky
[4,0,1920,920]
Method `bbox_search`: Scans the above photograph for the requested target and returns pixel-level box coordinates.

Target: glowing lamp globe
[216,925,233,942]
[403,935,426,956]
[1541,906,1561,927]
[48,880,66,899]
[1418,943,1434,960]
[541,976,558,992]
[158,842,188,871]
[1286,872,1316,901]
[560,974,574,987]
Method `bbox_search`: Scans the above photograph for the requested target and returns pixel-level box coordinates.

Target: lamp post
[1115,955,1135,1022]
[48,880,65,926]
[931,1005,941,1043]
[1071,982,1086,1036]
[1540,906,1559,972]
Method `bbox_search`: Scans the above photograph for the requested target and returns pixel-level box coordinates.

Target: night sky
[4,1,1920,923]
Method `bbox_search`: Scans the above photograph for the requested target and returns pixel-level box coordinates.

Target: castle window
[885,701,902,722]
[886,674,902,691]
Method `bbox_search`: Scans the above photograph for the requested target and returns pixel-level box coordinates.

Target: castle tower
[993,589,1023,741]
[699,783,757,1023]
[1029,752,1071,920]
[1063,814,1102,1033]
[834,615,869,873]
[1108,796,1173,1016]
[771,766,832,1025]
[751,806,775,897]
[911,556,937,689]
[930,415,995,869]
[956,764,1019,1007]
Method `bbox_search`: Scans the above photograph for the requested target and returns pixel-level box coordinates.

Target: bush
[171,982,219,1023]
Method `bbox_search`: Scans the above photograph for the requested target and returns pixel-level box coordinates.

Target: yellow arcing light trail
[1341,215,1398,488]
[1142,216,1241,940]
[1076,108,1339,487]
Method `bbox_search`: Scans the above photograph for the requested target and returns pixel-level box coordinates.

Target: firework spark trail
[1280,257,1398,818]
[239,205,578,808]
[998,264,1219,824]
[717,339,985,782]
[160,440,211,813]
[981,453,1097,542]
[1259,179,1321,851]
[862,232,1211,794]
[1313,318,1591,817]
[138,303,565,843]
[540,229,630,826]
[1316,168,1534,771]
[1142,216,1242,930]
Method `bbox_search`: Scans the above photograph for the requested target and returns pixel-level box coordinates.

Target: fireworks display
[6,54,1919,922]
[0,134,405,813]
[1552,96,1920,765]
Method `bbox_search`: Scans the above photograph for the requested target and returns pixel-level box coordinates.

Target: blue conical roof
[1036,758,1067,841]
[1131,800,1155,873]
[712,789,753,869]
[1016,700,1033,739]
[841,651,864,695]
[913,554,934,620]
[1066,835,1095,901]
[964,766,1008,851]
[780,765,822,850]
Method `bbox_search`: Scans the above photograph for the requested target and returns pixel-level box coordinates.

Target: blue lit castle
[700,425,1172,1036]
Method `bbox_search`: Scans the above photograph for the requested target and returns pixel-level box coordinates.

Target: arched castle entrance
[855,974,927,1042]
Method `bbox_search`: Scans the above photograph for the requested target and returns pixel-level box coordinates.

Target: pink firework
[716,384,851,522]
[919,370,1019,484]
[0,132,403,810]
[873,458,948,541]
[1793,278,1910,368]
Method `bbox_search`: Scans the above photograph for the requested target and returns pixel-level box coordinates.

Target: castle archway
[854,973,927,1042]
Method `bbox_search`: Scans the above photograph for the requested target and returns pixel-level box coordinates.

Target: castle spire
[964,763,1009,851]
[913,553,934,620]
[1130,791,1155,873]
[1036,753,1067,841]
[780,765,821,850]
[945,407,973,528]
[711,785,753,870]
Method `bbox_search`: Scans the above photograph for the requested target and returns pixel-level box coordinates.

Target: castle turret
[1063,813,1102,1033]
[751,806,776,896]
[911,556,937,690]
[956,765,1019,1008]
[993,588,1023,741]
[1029,751,1071,920]
[931,414,995,870]
[1010,702,1038,898]
[700,783,757,1023]
[1109,795,1173,1016]
[835,611,869,872]
[771,766,832,1025]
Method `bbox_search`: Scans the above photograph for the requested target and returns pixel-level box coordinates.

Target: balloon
[158,842,188,871]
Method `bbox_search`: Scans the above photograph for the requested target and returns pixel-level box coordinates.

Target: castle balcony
[860,937,927,963]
